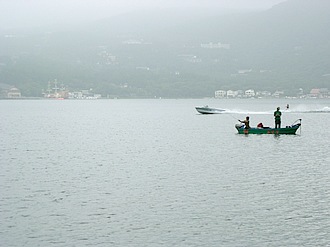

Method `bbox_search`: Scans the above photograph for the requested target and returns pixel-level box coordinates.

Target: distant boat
[235,119,302,134]
[195,105,225,114]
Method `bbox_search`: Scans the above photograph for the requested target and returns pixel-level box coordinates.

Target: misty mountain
[1,0,329,98]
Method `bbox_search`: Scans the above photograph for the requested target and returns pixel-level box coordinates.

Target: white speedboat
[195,105,225,114]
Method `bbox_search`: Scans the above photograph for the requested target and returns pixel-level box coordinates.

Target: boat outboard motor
[235,123,244,128]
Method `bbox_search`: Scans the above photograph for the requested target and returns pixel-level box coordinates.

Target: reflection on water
[1,99,330,246]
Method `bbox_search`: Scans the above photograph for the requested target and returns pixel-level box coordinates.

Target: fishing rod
[228,113,240,121]
[290,118,302,135]
[291,118,302,125]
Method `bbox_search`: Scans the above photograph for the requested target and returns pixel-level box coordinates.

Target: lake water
[1,98,330,246]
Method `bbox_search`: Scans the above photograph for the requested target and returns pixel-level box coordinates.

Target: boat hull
[236,124,301,134]
[195,107,225,114]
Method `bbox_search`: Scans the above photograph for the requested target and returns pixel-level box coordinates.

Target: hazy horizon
[0,0,286,29]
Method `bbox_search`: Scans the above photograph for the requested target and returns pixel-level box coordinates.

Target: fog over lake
[0,0,285,28]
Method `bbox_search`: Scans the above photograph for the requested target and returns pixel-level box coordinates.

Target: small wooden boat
[195,105,225,114]
[235,120,301,135]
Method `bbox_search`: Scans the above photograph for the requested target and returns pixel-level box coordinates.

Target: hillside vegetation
[0,0,329,97]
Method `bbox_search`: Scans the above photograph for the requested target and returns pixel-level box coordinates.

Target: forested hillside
[1,0,329,97]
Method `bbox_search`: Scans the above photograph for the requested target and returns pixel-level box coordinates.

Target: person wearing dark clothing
[274,107,282,128]
[239,116,250,129]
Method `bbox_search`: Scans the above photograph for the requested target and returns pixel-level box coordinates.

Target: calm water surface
[1,99,330,246]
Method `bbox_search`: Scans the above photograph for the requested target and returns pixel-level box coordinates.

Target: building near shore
[7,87,21,98]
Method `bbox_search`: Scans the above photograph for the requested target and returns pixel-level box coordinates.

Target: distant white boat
[195,105,225,114]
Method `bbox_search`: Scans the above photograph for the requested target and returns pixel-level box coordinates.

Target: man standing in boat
[239,116,250,129]
[274,107,282,128]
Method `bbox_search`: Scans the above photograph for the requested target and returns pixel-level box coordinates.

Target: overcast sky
[0,0,286,29]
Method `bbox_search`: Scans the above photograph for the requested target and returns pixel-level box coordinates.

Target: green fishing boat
[235,119,301,135]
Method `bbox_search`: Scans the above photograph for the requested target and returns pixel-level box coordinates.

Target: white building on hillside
[201,42,230,49]
[215,90,226,98]
[245,89,255,97]
[273,90,284,98]
[227,90,238,98]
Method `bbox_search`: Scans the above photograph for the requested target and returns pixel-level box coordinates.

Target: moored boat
[235,119,301,134]
[195,105,225,114]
